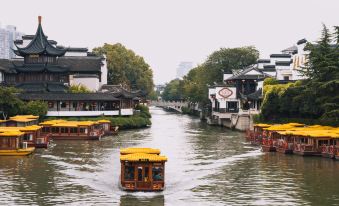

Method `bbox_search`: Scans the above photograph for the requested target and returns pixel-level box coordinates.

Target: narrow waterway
[0,107,338,205]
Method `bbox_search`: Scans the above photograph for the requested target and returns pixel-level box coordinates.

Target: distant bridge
[150,101,189,113]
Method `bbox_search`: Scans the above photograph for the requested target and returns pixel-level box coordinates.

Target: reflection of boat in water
[120,148,167,191]
[0,131,35,156]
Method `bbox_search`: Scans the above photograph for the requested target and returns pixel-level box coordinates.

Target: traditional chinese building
[0,16,142,117]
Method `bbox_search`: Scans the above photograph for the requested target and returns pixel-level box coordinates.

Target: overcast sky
[0,0,338,84]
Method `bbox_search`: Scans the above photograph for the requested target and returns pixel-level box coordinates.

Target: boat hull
[0,147,35,156]
[276,147,293,154]
[28,143,48,149]
[50,135,101,140]
[293,150,320,156]
[262,145,276,152]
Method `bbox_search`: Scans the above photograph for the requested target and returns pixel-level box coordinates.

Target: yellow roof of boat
[120,148,161,155]
[0,131,25,137]
[0,125,42,132]
[97,119,111,123]
[50,121,96,127]
[120,153,167,162]
[10,115,39,119]
[39,120,67,125]
[278,129,339,138]
[254,123,272,128]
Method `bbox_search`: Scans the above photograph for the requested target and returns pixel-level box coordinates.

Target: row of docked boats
[0,115,118,156]
[246,123,339,160]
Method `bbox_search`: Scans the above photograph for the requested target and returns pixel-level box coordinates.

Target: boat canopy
[120,153,167,162]
[120,147,161,155]
[0,131,25,137]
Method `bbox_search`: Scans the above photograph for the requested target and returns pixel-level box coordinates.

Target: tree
[23,101,48,118]
[0,87,24,119]
[162,79,185,101]
[69,84,92,93]
[203,46,259,83]
[180,46,259,106]
[93,43,154,95]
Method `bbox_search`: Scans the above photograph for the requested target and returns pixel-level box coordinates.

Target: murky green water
[0,108,338,205]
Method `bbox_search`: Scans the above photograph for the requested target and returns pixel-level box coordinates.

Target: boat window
[51,127,59,133]
[79,128,86,133]
[138,167,143,181]
[152,167,163,181]
[70,127,77,133]
[42,127,50,133]
[61,127,68,133]
[124,166,135,180]
[23,134,33,141]
[144,166,149,181]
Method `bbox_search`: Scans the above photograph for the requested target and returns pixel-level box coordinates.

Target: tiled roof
[58,56,102,72]
[16,82,68,93]
[270,54,291,58]
[257,59,270,63]
[14,18,66,57]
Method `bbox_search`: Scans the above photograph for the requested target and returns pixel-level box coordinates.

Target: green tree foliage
[162,47,259,104]
[69,84,92,93]
[261,25,339,125]
[203,46,259,82]
[162,79,185,101]
[263,77,279,86]
[0,87,24,119]
[23,101,48,118]
[93,43,154,95]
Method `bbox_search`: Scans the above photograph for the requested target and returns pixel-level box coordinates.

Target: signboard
[218,87,233,98]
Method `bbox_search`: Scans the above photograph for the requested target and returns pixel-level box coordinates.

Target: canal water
[0,107,338,206]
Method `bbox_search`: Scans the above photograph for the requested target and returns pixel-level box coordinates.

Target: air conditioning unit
[22,142,28,149]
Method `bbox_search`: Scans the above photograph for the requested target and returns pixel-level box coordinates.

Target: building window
[284,76,290,81]
[48,102,54,109]
[124,165,135,180]
[72,102,77,108]
[60,102,67,108]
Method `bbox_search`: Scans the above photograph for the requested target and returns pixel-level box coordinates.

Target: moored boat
[0,125,50,148]
[0,131,35,156]
[120,148,167,191]
[40,120,104,140]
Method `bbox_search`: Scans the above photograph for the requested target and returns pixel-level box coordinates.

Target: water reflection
[0,107,338,205]
[120,195,164,206]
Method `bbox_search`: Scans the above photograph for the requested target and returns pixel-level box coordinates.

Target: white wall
[215,87,237,109]
[46,110,120,117]
[64,51,87,56]
[72,77,100,91]
[100,55,108,86]
[223,73,233,81]
[0,72,3,82]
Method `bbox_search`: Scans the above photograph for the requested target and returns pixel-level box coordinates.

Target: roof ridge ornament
[38,16,42,24]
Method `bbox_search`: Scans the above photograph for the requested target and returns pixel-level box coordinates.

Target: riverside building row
[207,39,308,130]
[0,16,144,117]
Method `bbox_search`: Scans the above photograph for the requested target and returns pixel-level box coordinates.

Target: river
[0,107,338,206]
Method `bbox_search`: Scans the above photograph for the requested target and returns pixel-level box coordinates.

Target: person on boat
[153,173,162,181]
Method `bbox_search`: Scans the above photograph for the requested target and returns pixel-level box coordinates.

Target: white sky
[0,0,338,84]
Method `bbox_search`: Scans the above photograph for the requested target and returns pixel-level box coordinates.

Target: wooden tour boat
[0,131,35,156]
[120,148,167,191]
[40,120,104,140]
[247,124,271,146]
[0,125,50,148]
